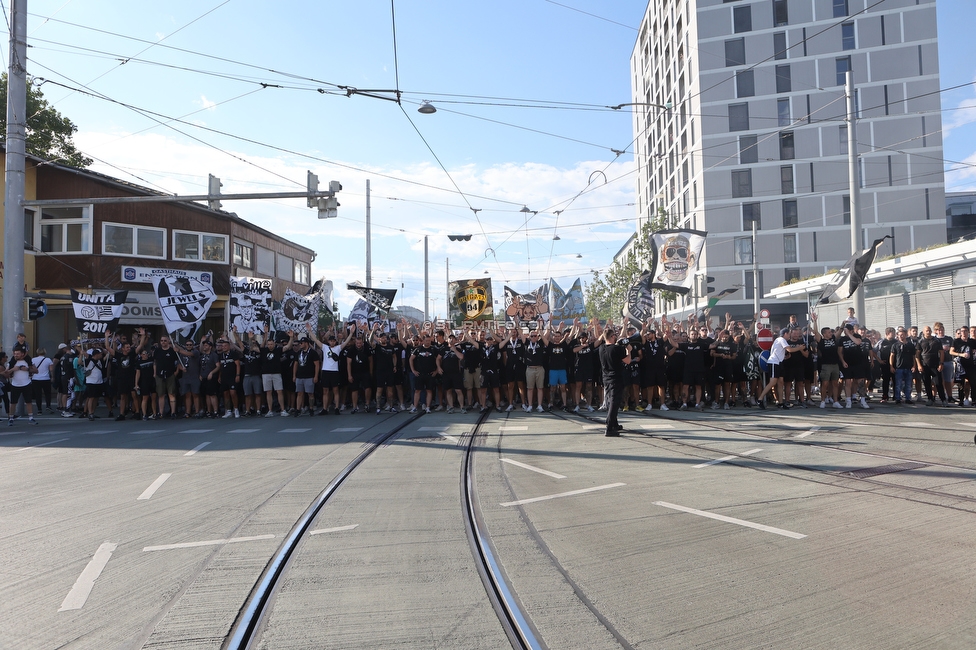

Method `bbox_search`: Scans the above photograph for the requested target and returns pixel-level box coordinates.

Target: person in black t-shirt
[346,336,373,413]
[596,322,631,436]
[293,336,320,415]
[409,334,440,413]
[217,337,242,417]
[666,327,707,410]
[710,329,738,409]
[369,325,399,413]
[437,333,465,413]
[916,325,946,405]
[478,330,509,412]
[153,335,180,418]
[108,335,138,421]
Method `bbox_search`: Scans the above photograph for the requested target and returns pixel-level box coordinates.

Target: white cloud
[198,95,217,111]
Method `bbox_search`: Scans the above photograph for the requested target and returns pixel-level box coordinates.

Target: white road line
[83,430,117,435]
[581,424,605,430]
[279,428,311,433]
[58,542,117,611]
[692,448,762,468]
[640,423,675,430]
[180,429,214,434]
[500,458,566,479]
[499,426,528,431]
[654,501,806,539]
[501,483,625,507]
[15,438,69,452]
[898,421,934,427]
[332,427,362,432]
[795,426,821,439]
[961,422,976,428]
[137,473,172,500]
[309,524,359,535]
[419,426,449,431]
[437,432,460,443]
[128,429,164,435]
[184,442,211,456]
[32,430,68,435]
[143,534,275,552]
[227,428,258,434]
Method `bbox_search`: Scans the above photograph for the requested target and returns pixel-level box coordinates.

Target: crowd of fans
[3,308,974,426]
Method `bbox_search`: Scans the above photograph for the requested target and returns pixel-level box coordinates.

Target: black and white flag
[71,289,128,336]
[819,235,891,304]
[347,283,397,312]
[649,229,707,295]
[273,288,320,332]
[153,276,216,340]
[622,271,655,326]
[229,276,272,336]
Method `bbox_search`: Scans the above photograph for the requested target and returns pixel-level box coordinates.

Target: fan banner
[649,229,707,295]
[71,289,129,336]
[347,284,397,312]
[229,276,272,336]
[152,276,216,341]
[273,288,321,332]
[549,278,586,321]
[819,235,892,304]
[622,271,655,326]
[503,285,551,325]
[348,298,379,326]
[449,278,494,324]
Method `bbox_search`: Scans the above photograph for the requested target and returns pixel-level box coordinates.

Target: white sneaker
[281,410,289,417]
[819,400,826,409]
[222,411,233,418]
[965,398,973,407]
[409,406,417,413]
[506,404,514,412]
[587,405,595,412]
[265,411,275,418]
[660,404,670,411]
[572,405,580,413]
[234,409,240,418]
[535,405,544,413]
[860,397,870,409]
[523,405,531,413]
[845,398,852,409]
[833,401,844,409]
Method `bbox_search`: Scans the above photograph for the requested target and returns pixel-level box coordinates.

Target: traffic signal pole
[3,0,27,352]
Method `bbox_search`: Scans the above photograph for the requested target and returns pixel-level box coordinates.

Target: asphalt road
[4,403,976,649]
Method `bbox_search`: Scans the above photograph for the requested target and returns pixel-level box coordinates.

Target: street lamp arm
[608,101,673,110]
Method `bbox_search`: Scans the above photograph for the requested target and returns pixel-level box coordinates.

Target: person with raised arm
[307,322,354,415]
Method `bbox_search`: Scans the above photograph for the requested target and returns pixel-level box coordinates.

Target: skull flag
[449,278,494,324]
[649,229,707,295]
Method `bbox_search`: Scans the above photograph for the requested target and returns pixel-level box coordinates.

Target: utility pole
[847,71,865,324]
[365,179,371,287]
[3,0,27,352]
[445,257,449,322]
[424,235,429,321]
[752,219,759,315]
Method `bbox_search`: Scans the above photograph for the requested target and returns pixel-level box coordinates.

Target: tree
[584,207,677,321]
[0,74,91,168]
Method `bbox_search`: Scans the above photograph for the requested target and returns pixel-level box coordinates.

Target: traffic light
[704,275,716,294]
[306,171,319,208]
[448,234,472,241]
[208,174,222,211]
[27,298,46,320]
[317,196,339,219]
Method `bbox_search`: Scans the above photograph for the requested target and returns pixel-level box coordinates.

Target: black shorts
[375,370,397,388]
[480,370,500,389]
[220,378,238,393]
[117,378,136,394]
[768,363,783,379]
[415,373,436,391]
[200,377,219,396]
[320,370,341,389]
[8,384,31,404]
[683,369,705,387]
[714,362,735,383]
[846,363,869,380]
[349,374,371,391]
[442,373,463,391]
[84,383,104,399]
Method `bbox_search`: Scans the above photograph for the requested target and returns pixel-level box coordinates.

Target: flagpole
[847,71,865,325]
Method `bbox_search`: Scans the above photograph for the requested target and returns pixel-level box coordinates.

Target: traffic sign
[757,327,774,350]
[759,308,770,319]
[758,349,771,373]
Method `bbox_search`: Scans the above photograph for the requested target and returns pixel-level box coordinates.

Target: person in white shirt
[31,348,54,414]
[4,347,38,425]
[307,323,354,415]
[755,331,806,410]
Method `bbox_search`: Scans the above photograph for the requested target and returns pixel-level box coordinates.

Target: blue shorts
[548,369,568,386]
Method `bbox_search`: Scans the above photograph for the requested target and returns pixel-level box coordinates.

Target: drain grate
[843,461,927,479]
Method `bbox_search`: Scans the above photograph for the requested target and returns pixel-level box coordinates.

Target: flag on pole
[449,278,493,323]
[649,229,707,294]
[549,278,586,320]
[819,235,891,304]
[71,289,128,335]
[622,271,655,326]
[347,284,397,312]
[153,276,216,340]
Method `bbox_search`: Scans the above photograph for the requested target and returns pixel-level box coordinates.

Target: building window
[839,124,848,155]
[39,205,91,254]
[743,202,761,230]
[842,195,851,224]
[784,268,800,283]
[773,0,788,27]
[784,234,797,263]
[256,245,275,277]
[775,64,792,93]
[735,237,754,265]
[277,254,293,280]
[833,0,849,18]
[779,131,795,160]
[234,241,254,269]
[773,32,787,60]
[841,22,855,50]
[294,260,310,285]
[836,56,851,86]
[778,98,791,127]
[781,166,794,194]
[24,209,34,250]
[732,169,753,198]
[725,38,746,66]
[733,5,752,33]
[102,222,166,259]
[736,69,755,97]
[739,135,758,164]
[729,103,749,131]
[173,230,227,263]
[783,199,798,228]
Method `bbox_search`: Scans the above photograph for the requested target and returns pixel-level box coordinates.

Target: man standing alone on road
[597,321,631,437]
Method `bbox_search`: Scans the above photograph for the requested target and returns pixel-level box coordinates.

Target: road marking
[309,524,359,535]
[654,501,806,539]
[501,458,566,479]
[184,442,212,456]
[137,473,172,500]
[58,542,117,611]
[181,429,214,434]
[501,483,625,507]
[795,426,821,439]
[640,423,675,430]
[898,421,934,427]
[581,424,605,430]
[419,426,448,431]
[32,430,69,435]
[15,438,69,451]
[279,428,311,433]
[227,428,258,434]
[499,426,528,431]
[83,429,117,435]
[332,427,363,432]
[437,432,460,443]
[143,534,275,552]
[128,429,164,435]
[692,448,762,468]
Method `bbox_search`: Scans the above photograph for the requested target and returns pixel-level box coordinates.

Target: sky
[6,0,975,318]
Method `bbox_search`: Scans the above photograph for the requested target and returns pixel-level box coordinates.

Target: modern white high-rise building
[628,0,944,321]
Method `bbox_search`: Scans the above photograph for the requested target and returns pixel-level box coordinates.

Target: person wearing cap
[409,332,440,413]
[369,323,399,413]
[292,333,320,416]
[307,323,355,415]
